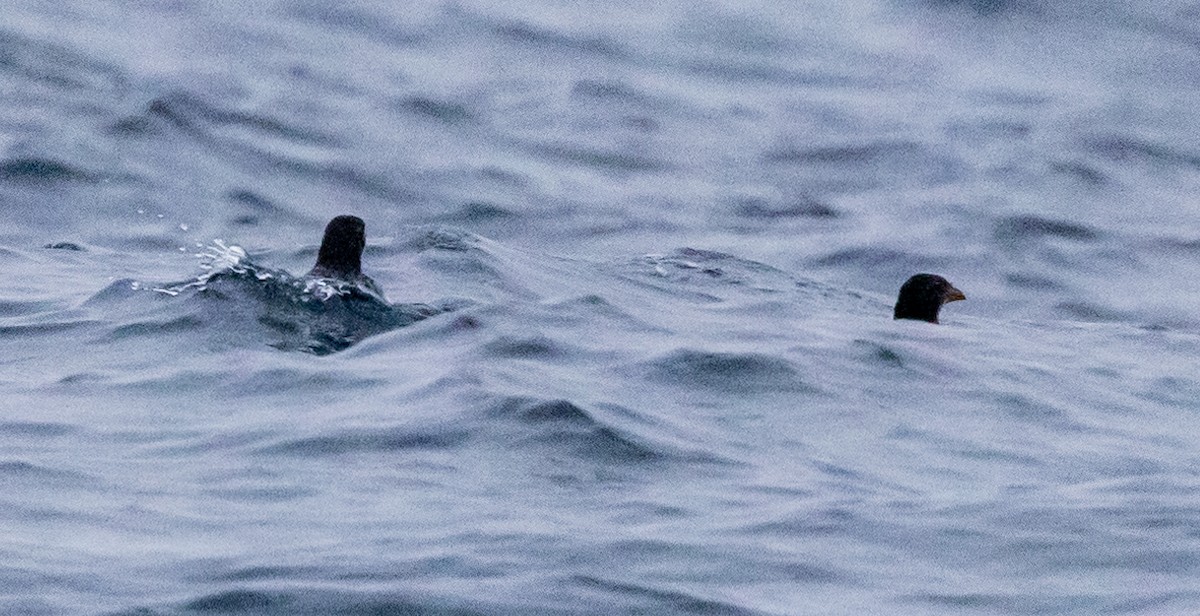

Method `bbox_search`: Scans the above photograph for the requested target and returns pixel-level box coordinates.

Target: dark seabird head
[893,274,966,324]
[311,215,366,278]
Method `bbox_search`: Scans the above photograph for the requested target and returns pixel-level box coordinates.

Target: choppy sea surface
[4,1,1200,614]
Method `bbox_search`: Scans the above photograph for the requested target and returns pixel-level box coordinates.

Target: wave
[482,395,730,466]
[574,576,768,616]
[83,240,447,355]
[0,28,126,93]
[0,157,98,184]
[258,425,470,457]
[114,587,545,616]
[643,349,813,394]
[484,396,670,464]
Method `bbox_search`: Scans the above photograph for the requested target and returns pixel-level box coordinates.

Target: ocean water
[4,1,1200,614]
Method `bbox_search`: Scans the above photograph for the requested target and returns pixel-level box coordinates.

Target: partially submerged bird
[308,214,386,299]
[893,274,965,324]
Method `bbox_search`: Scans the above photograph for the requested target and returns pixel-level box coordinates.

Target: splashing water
[154,240,253,296]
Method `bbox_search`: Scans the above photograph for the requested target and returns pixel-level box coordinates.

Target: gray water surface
[3,1,1200,614]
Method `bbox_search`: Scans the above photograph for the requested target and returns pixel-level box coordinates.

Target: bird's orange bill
[944,286,966,302]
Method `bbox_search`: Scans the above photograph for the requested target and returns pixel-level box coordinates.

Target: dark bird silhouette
[893,274,965,324]
[308,215,384,298]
